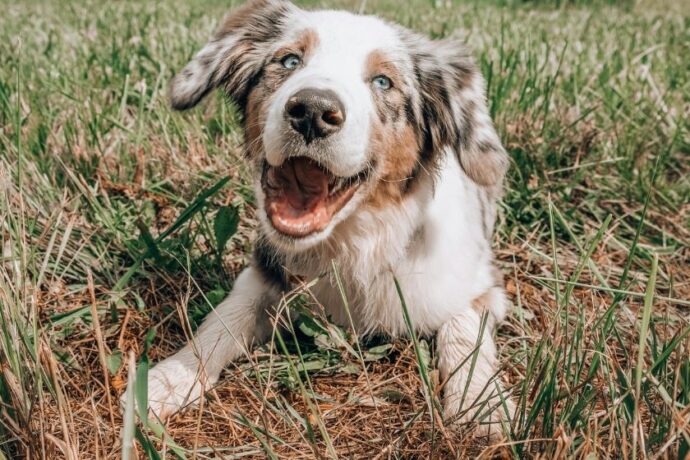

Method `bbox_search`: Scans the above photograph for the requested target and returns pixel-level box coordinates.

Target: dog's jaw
[255,175,372,253]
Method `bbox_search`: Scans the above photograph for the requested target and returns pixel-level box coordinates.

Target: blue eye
[372,75,392,90]
[281,54,301,70]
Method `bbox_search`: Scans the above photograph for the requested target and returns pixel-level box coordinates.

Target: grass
[1,0,689,457]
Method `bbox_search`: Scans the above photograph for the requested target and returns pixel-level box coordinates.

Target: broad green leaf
[363,343,393,361]
[105,350,123,375]
[214,205,239,254]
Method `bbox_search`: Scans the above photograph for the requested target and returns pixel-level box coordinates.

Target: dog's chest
[284,156,496,337]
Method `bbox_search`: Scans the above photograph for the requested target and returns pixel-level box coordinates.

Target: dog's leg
[128,267,279,420]
[436,287,514,439]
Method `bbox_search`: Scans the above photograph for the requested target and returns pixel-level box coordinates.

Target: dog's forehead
[290,10,401,59]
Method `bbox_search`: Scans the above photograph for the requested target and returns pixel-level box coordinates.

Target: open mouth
[261,157,367,238]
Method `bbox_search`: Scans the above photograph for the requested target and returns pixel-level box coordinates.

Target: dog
[126,0,514,439]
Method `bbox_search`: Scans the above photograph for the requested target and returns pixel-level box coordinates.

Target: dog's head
[171,0,507,251]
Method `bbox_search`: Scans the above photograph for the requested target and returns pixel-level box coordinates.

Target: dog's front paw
[443,393,515,441]
[121,356,216,421]
[472,396,515,441]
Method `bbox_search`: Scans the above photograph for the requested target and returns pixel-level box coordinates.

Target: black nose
[285,88,345,144]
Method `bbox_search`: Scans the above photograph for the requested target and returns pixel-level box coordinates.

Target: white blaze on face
[262,10,402,178]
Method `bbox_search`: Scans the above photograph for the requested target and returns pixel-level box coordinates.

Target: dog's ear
[170,0,295,111]
[407,36,509,187]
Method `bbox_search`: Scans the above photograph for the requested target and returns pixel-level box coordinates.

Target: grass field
[1,0,689,458]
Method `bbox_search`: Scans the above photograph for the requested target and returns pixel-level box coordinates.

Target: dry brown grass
[1,0,689,458]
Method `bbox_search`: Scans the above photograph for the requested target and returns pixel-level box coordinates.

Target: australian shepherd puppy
[127,0,514,439]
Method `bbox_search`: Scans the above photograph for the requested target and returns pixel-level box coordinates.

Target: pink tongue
[267,157,329,212]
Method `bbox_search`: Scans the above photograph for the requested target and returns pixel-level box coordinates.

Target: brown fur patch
[365,50,402,84]
[365,50,405,124]
[244,85,269,159]
[274,28,320,62]
[362,49,427,208]
[471,291,497,331]
[365,123,422,209]
[243,28,321,159]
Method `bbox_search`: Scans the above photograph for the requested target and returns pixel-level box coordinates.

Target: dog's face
[170,0,507,251]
